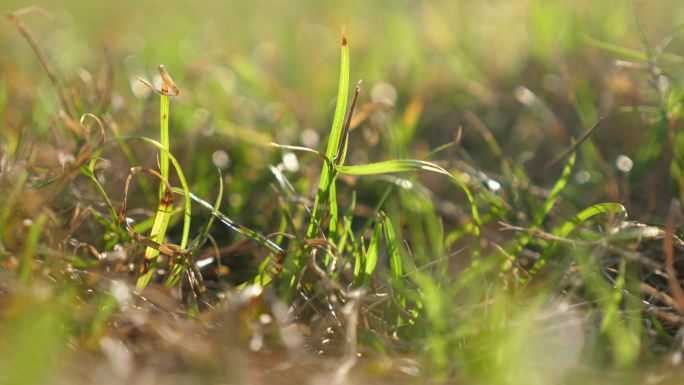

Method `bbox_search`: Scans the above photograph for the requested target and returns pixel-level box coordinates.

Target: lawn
[2,0,684,384]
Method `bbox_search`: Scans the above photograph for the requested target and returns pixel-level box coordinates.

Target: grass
[3,1,684,384]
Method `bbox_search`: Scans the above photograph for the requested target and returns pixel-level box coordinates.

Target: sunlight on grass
[2,1,684,384]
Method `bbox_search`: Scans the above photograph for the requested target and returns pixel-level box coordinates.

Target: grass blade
[121,135,191,290]
[601,259,626,333]
[77,114,119,227]
[336,190,356,257]
[143,67,173,266]
[20,213,48,284]
[159,92,170,192]
[354,219,382,287]
[382,212,402,281]
[336,159,481,241]
[163,171,224,287]
[306,34,350,240]
[187,191,283,255]
[336,159,451,176]
[130,136,192,250]
[134,66,182,288]
[539,151,575,221]
[511,151,576,262]
[527,202,626,277]
[192,170,223,248]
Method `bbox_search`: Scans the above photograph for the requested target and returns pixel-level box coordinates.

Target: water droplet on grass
[282,152,299,172]
[486,179,501,193]
[212,150,230,169]
[616,154,633,173]
[575,170,591,184]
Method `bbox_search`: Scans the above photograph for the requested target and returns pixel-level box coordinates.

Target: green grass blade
[106,115,154,200]
[336,190,356,257]
[125,136,192,290]
[132,136,192,249]
[325,36,350,162]
[159,94,170,189]
[193,188,285,288]
[584,35,684,64]
[270,143,332,164]
[334,196,360,282]
[354,219,381,287]
[79,166,118,224]
[30,176,60,189]
[336,159,481,240]
[336,160,451,176]
[538,151,575,223]
[382,212,403,281]
[328,178,339,240]
[142,91,172,274]
[359,185,394,236]
[362,222,382,284]
[163,172,223,288]
[527,202,626,276]
[190,170,223,249]
[655,21,684,58]
[74,114,119,227]
[554,203,626,239]
[579,249,641,367]
[631,8,654,59]
[582,35,649,61]
[511,151,576,261]
[20,213,48,284]
[137,185,173,290]
[187,190,283,255]
[601,259,626,333]
[306,35,350,240]
[383,211,409,321]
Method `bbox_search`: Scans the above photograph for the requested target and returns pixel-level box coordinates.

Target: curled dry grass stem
[120,166,202,292]
[119,166,234,291]
[30,111,108,196]
[129,136,193,288]
[119,167,181,262]
[78,113,118,223]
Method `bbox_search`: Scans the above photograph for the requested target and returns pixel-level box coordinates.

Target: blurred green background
[4,0,684,199]
[3,0,683,224]
[3,0,682,134]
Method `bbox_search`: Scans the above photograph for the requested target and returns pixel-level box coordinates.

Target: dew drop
[616,154,633,173]
[211,150,230,169]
